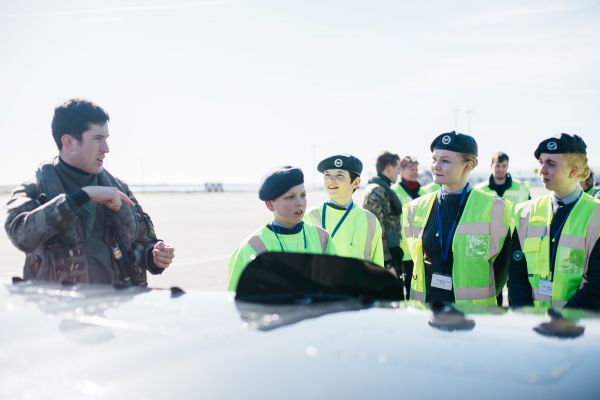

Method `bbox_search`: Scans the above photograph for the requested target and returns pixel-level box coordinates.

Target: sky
[1,0,599,187]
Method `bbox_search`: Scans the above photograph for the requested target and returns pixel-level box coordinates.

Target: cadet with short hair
[509,134,600,310]
[305,154,384,267]
[392,156,425,298]
[476,151,531,206]
[227,166,336,291]
[402,131,512,305]
[4,98,174,285]
[363,151,404,284]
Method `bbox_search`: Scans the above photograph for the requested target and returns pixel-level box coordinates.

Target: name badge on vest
[538,280,553,297]
[431,273,453,291]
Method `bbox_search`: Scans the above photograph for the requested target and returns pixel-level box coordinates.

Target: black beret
[258,166,304,201]
[317,154,363,175]
[430,131,478,156]
[534,133,587,159]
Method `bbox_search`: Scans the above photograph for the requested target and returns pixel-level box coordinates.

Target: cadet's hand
[82,186,134,211]
[152,241,175,269]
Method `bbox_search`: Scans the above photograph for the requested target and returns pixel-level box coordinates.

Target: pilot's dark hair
[491,151,509,165]
[376,151,400,174]
[52,98,110,150]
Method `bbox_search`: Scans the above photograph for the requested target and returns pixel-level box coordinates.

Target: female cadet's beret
[534,133,587,159]
[258,166,304,201]
[317,154,363,175]
[430,131,478,156]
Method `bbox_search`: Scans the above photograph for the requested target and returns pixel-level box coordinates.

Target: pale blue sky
[1,0,599,186]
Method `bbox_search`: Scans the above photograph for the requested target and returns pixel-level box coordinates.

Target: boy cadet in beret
[402,131,512,305]
[227,166,336,291]
[509,133,600,311]
[305,154,384,267]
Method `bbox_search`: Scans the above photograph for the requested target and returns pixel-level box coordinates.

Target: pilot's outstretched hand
[82,186,134,211]
[152,241,175,269]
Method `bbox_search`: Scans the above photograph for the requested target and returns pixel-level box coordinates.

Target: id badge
[431,273,453,291]
[538,280,553,297]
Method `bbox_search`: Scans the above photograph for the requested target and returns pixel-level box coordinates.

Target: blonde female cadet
[509,134,600,310]
[402,132,512,305]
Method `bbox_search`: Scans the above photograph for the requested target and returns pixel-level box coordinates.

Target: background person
[227,166,336,291]
[476,151,531,305]
[363,151,404,286]
[4,99,174,285]
[402,131,512,305]
[580,169,599,197]
[305,154,384,267]
[508,134,600,311]
[392,156,425,298]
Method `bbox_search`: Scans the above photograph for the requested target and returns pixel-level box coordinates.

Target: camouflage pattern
[362,183,402,262]
[4,158,160,285]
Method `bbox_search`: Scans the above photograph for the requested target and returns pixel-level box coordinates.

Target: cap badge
[442,135,452,145]
[547,141,557,151]
[334,158,343,167]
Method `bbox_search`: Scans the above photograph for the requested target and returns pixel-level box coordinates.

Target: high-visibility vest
[585,187,600,197]
[421,182,441,194]
[305,204,384,267]
[513,193,600,309]
[402,188,512,305]
[227,223,335,291]
[476,178,530,206]
[392,182,425,261]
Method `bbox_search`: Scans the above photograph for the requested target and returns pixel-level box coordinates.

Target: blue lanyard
[271,223,307,253]
[548,194,581,278]
[437,186,469,264]
[322,202,354,239]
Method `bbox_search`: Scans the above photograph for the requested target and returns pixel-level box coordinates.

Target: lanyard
[548,194,581,279]
[437,186,469,264]
[322,202,354,239]
[271,223,307,253]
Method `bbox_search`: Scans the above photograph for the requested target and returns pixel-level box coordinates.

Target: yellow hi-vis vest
[402,188,512,305]
[421,182,441,194]
[305,204,384,267]
[513,193,600,309]
[227,223,335,291]
[476,178,530,206]
[392,182,425,261]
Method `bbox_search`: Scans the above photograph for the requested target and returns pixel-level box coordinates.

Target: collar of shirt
[439,182,472,200]
[269,221,304,234]
[552,186,582,212]
[326,199,352,210]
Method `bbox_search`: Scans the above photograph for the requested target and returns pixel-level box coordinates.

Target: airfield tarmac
[0,186,547,290]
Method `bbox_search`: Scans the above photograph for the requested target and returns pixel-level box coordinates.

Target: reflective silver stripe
[585,207,600,274]
[411,290,424,301]
[532,288,552,302]
[248,236,267,255]
[558,234,585,249]
[489,198,508,257]
[455,287,494,300]
[309,209,322,228]
[455,223,489,235]
[525,226,546,238]
[364,213,376,261]
[553,301,567,308]
[516,201,535,250]
[317,227,329,253]
[412,227,423,239]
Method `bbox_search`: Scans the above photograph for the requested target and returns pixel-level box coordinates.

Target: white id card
[431,273,453,291]
[538,280,553,297]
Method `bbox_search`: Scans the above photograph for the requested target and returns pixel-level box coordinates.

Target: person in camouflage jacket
[4,99,175,285]
[363,151,404,283]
